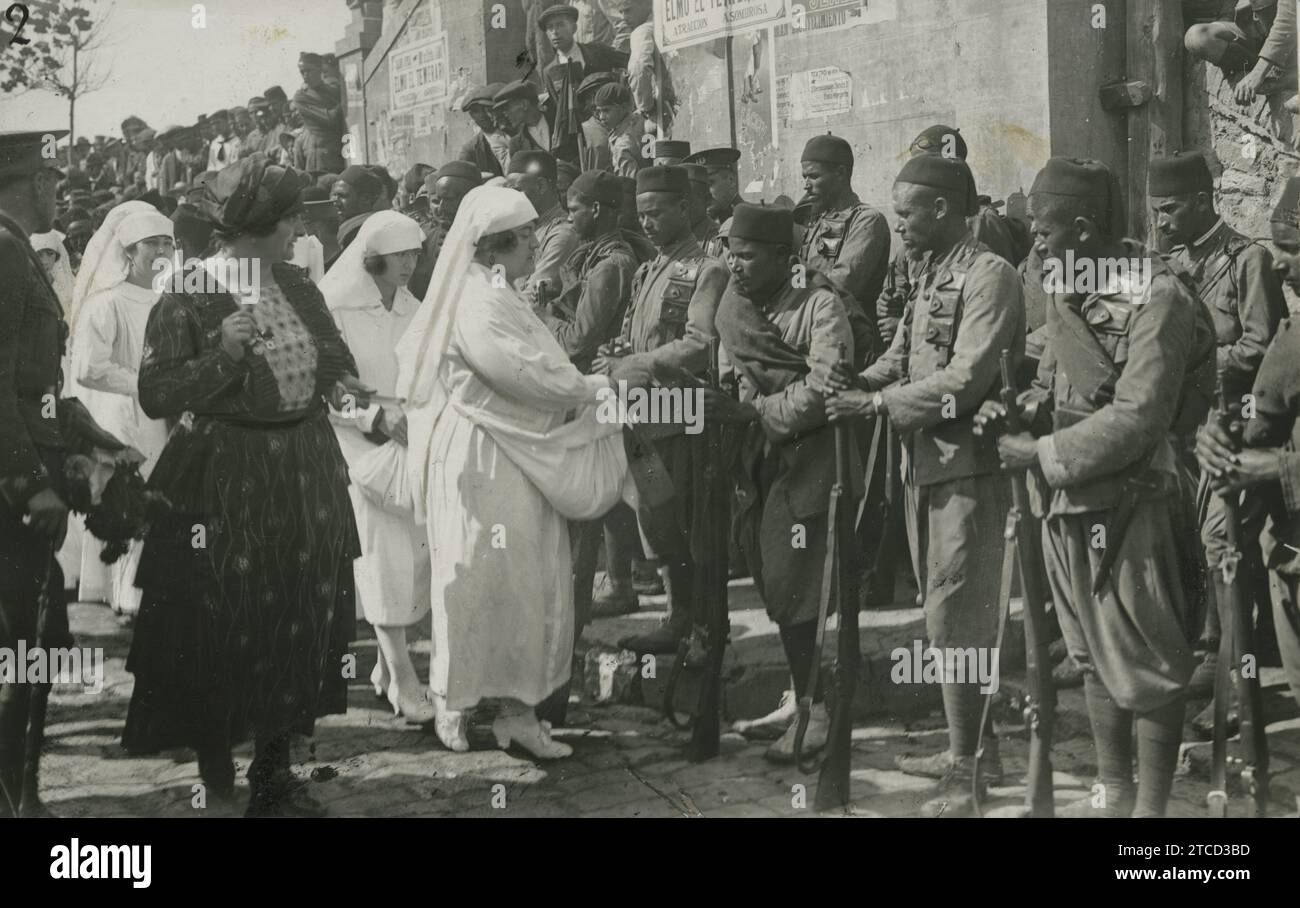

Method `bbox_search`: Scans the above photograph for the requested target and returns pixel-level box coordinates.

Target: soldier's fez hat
[729,203,794,246]
[1148,150,1214,197]
[636,165,689,195]
[569,171,623,208]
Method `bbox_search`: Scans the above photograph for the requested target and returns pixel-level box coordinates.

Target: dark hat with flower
[200,152,303,233]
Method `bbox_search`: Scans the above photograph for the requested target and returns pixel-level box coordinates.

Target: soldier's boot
[898,745,1003,786]
[588,575,639,619]
[764,702,829,764]
[631,559,664,596]
[19,683,55,818]
[733,685,797,740]
[919,755,982,818]
[1052,655,1086,689]
[1187,650,1218,698]
[618,563,692,654]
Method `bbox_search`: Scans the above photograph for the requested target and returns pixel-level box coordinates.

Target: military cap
[729,203,793,246]
[801,133,853,169]
[210,108,229,120]
[593,82,632,107]
[432,160,483,186]
[264,85,288,103]
[248,96,271,111]
[910,125,967,160]
[508,149,557,181]
[1271,176,1300,227]
[462,84,499,110]
[653,139,691,162]
[636,165,689,195]
[577,71,620,99]
[0,130,68,181]
[539,4,580,28]
[1030,156,1125,234]
[299,52,323,65]
[493,80,539,107]
[682,163,710,187]
[683,147,740,170]
[894,154,978,211]
[73,136,91,149]
[1148,150,1214,197]
[337,164,383,196]
[569,170,623,207]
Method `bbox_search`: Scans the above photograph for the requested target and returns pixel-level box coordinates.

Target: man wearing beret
[409,162,483,299]
[294,52,347,175]
[797,134,891,333]
[1196,175,1300,728]
[598,165,730,653]
[1150,149,1287,723]
[458,85,507,178]
[982,157,1216,817]
[593,82,645,178]
[709,203,867,761]
[507,151,578,300]
[817,154,1025,815]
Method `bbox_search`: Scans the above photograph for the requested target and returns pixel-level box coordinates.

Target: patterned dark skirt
[122,409,359,754]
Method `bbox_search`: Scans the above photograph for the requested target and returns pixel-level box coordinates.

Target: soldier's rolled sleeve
[1220,244,1287,388]
[0,238,50,508]
[545,254,635,364]
[879,257,1023,434]
[1038,279,1192,488]
[646,259,728,375]
[754,291,852,443]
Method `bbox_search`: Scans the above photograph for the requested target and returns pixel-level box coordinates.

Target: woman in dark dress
[122,153,371,817]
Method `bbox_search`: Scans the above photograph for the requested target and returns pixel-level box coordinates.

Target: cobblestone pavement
[39,603,1300,818]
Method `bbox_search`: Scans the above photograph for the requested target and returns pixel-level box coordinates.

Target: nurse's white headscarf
[29,230,74,317]
[319,209,425,314]
[69,202,174,330]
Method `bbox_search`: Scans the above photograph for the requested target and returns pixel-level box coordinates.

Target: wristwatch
[873,391,886,415]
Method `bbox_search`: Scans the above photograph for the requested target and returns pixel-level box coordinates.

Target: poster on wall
[773,0,898,36]
[655,0,790,51]
[389,8,448,114]
[776,67,853,124]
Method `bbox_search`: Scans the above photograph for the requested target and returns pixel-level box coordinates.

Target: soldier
[537,171,643,621]
[815,154,1024,815]
[684,146,744,228]
[617,175,656,264]
[507,150,579,302]
[709,203,865,760]
[651,139,690,167]
[1196,175,1300,717]
[1148,150,1287,718]
[596,165,729,654]
[409,161,482,299]
[682,163,718,250]
[980,157,1216,817]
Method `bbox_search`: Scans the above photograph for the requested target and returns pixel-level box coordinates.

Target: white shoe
[431,694,468,753]
[765,702,829,764]
[733,689,797,738]
[388,683,437,725]
[492,713,572,761]
[370,660,390,700]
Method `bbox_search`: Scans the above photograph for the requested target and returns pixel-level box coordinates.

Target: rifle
[1207,387,1269,817]
[662,335,731,762]
[795,342,860,810]
[975,350,1056,816]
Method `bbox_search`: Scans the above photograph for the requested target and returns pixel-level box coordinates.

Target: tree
[1,1,116,168]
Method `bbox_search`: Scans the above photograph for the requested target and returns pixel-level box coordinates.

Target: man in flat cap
[817,153,1025,815]
[0,131,130,816]
[597,165,730,653]
[458,85,508,178]
[1150,149,1287,724]
[507,150,578,300]
[409,162,483,299]
[709,203,871,761]
[798,134,891,337]
[979,157,1216,817]
[540,4,629,79]
[592,82,645,178]
[497,80,566,164]
[295,52,347,175]
[682,164,717,249]
[1196,175,1300,727]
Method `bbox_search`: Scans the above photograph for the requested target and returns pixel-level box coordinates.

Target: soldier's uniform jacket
[1026,242,1217,517]
[692,215,719,252]
[541,229,638,373]
[0,213,65,514]
[606,111,646,179]
[1169,218,1287,401]
[525,202,580,301]
[1243,317,1300,575]
[862,231,1025,487]
[622,235,729,379]
[798,192,891,317]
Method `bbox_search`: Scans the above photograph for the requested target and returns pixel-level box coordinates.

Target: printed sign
[776,0,898,36]
[389,10,448,113]
[656,0,789,51]
[776,67,853,122]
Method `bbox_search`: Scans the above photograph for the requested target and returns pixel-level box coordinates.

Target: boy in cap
[979,157,1216,817]
[598,165,730,653]
[817,154,1025,815]
[711,203,867,760]
[592,82,645,178]
[1149,149,1287,722]
[1196,175,1300,724]
[507,150,578,299]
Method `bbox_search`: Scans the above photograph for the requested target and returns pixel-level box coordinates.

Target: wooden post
[1126,0,1184,241]
[725,36,738,149]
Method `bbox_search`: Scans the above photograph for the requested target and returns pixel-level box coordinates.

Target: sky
[3,0,352,140]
